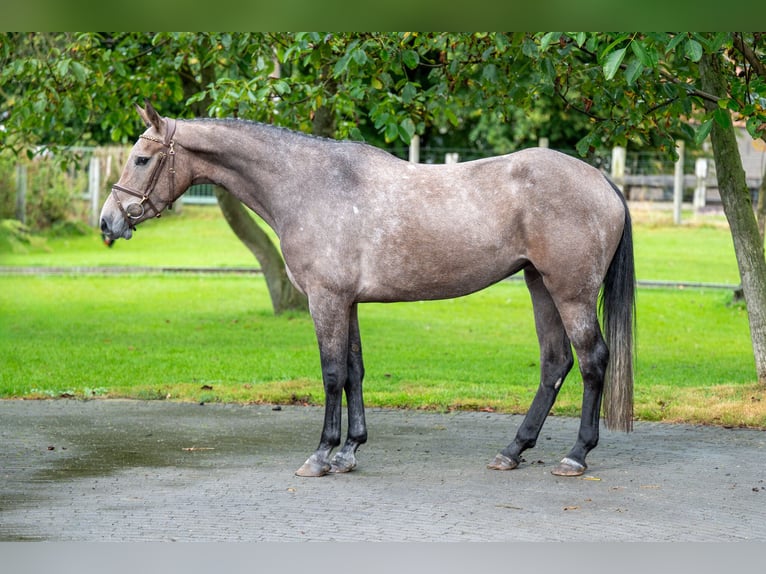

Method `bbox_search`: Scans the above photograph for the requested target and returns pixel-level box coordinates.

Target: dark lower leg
[331,305,367,473]
[296,358,346,477]
[552,333,608,476]
[489,357,571,470]
[296,300,350,477]
[489,268,573,470]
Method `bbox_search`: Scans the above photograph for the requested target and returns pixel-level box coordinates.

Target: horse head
[100,102,186,241]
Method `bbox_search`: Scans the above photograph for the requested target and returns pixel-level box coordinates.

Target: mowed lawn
[1,205,762,427]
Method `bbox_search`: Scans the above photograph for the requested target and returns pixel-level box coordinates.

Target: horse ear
[135,100,162,131]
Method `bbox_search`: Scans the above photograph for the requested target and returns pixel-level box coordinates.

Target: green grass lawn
[630,204,740,285]
[1,204,762,427]
[1,206,259,268]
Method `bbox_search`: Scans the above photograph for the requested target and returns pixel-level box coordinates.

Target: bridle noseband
[111,117,177,230]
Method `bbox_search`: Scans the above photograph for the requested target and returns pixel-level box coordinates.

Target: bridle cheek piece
[110,117,177,231]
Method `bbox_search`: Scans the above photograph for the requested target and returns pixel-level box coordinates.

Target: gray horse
[101,103,635,478]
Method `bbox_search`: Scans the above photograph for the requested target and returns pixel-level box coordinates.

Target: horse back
[281,147,626,303]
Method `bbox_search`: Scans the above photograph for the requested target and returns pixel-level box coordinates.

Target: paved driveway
[1,399,764,541]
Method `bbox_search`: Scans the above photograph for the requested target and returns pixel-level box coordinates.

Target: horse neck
[179,119,304,232]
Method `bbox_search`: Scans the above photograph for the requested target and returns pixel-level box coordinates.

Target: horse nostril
[100,218,109,234]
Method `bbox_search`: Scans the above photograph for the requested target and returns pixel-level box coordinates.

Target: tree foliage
[4,33,765,158]
[3,32,766,381]
[0,33,760,147]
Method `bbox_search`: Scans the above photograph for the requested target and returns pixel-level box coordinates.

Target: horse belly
[357,235,522,303]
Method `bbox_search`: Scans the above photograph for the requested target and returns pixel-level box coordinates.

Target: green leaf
[707,32,730,53]
[630,40,658,68]
[695,118,713,145]
[539,32,561,52]
[445,107,459,127]
[603,47,627,80]
[384,120,399,143]
[70,62,87,83]
[33,96,47,115]
[352,47,368,66]
[272,79,290,96]
[713,107,731,129]
[398,117,416,142]
[666,33,686,54]
[494,33,510,51]
[630,41,650,66]
[56,59,70,77]
[575,133,595,156]
[746,116,766,140]
[482,63,497,83]
[333,51,353,76]
[372,111,389,130]
[624,57,643,85]
[685,39,703,62]
[521,37,538,58]
[601,34,630,56]
[401,49,419,70]
[401,82,417,104]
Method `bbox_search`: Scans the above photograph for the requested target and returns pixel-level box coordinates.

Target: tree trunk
[700,52,766,385]
[758,165,766,245]
[214,188,308,314]
[312,101,336,138]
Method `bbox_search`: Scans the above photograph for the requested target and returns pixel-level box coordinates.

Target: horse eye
[135,156,150,166]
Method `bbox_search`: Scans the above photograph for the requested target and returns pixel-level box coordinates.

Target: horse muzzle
[99,213,133,241]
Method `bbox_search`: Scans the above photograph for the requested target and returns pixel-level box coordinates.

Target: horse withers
[101,102,635,478]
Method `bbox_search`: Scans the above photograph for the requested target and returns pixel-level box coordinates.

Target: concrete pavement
[1,399,765,541]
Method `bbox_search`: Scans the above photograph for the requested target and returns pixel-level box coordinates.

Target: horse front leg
[295,297,351,477]
[329,303,367,473]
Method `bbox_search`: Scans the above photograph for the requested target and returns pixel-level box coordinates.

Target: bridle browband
[110,117,178,230]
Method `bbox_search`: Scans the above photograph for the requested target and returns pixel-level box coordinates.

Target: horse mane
[183,117,363,149]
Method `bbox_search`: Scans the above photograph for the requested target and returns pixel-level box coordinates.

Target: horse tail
[600,179,636,432]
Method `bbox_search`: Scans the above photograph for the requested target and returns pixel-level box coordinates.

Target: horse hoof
[487,453,519,471]
[295,455,331,477]
[551,457,586,477]
[329,452,357,474]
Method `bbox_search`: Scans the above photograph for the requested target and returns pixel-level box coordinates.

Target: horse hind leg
[488,267,574,471]
[549,300,609,477]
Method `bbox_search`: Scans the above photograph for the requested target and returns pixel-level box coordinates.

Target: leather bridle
[110,117,177,230]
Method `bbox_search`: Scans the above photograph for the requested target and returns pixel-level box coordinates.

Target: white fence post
[611,146,626,193]
[409,134,420,164]
[444,152,459,164]
[673,140,685,225]
[694,157,708,211]
[88,155,101,227]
